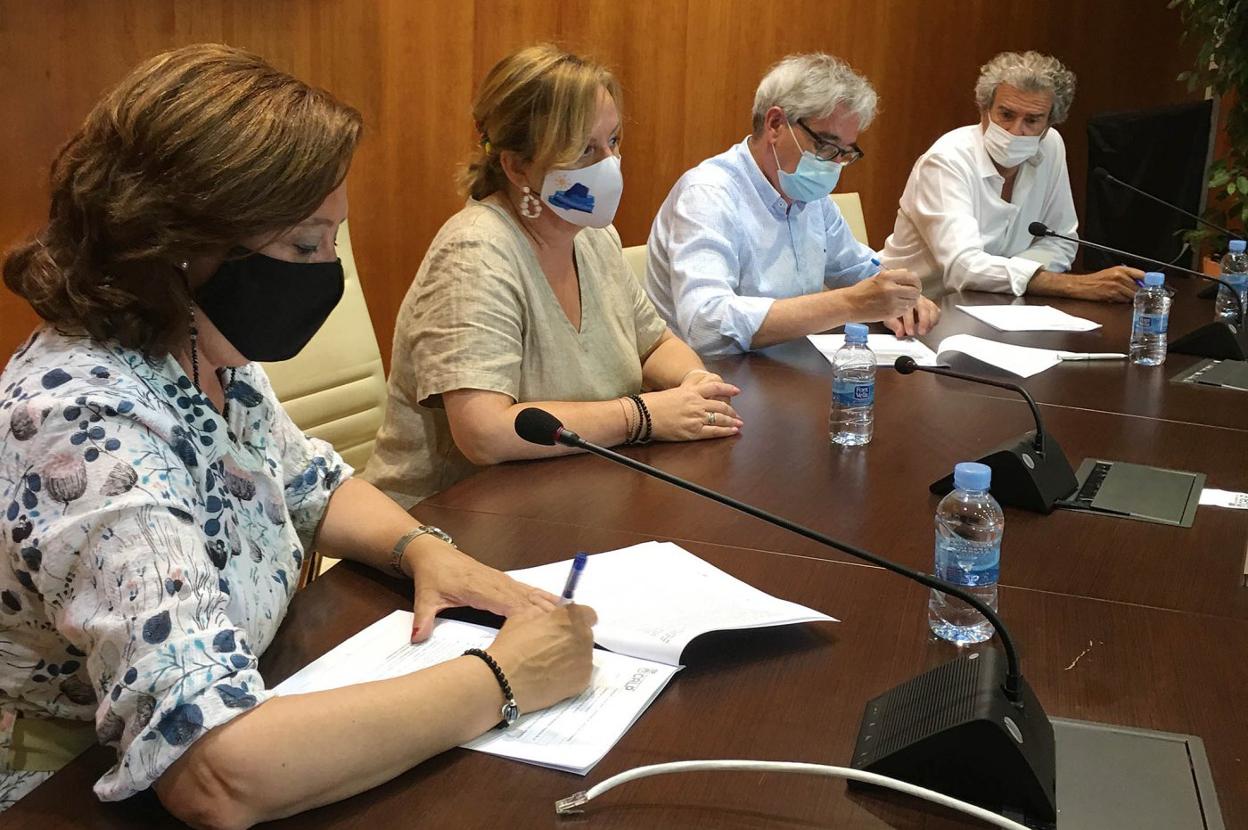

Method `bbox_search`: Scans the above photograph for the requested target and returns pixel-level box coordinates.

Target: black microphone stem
[1034,225,1245,323]
[1097,169,1237,238]
[560,431,1025,703]
[911,366,1045,453]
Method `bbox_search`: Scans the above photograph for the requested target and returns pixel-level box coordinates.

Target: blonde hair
[461,44,621,200]
[3,43,362,356]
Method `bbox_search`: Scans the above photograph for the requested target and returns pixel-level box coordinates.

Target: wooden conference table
[10,285,1248,829]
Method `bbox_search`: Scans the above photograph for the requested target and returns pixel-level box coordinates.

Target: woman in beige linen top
[366,45,744,507]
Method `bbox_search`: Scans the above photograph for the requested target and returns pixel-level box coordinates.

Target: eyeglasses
[795,119,864,165]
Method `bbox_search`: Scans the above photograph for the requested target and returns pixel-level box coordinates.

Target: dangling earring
[519,186,543,219]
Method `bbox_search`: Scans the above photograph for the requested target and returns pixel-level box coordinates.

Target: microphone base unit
[850,648,1058,825]
[1169,320,1248,361]
[929,431,1078,514]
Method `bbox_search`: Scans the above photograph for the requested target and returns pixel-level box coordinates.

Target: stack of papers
[808,333,940,367]
[809,333,1067,378]
[508,541,836,666]
[932,334,1066,378]
[274,542,835,774]
[957,304,1101,332]
[275,612,676,774]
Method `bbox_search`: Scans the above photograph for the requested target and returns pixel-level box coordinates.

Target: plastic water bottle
[1129,271,1171,366]
[829,322,875,446]
[928,462,1003,646]
[1216,239,1248,325]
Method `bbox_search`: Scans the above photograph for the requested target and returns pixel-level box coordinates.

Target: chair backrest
[262,221,387,473]
[830,192,870,247]
[622,244,648,285]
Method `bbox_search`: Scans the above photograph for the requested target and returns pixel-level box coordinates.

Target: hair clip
[475,120,493,154]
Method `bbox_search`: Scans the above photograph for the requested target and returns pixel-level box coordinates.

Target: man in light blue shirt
[647,53,939,357]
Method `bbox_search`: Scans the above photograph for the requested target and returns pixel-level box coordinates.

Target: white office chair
[622,243,648,285]
[830,192,870,247]
[262,221,388,581]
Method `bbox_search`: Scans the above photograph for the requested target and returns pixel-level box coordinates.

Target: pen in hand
[558,552,588,606]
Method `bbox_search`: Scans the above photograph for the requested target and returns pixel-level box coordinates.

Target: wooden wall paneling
[559,1,692,247]
[0,1,177,352]
[0,0,1201,367]
[339,0,477,369]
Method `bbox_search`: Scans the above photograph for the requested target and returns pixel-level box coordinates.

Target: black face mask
[194,252,345,362]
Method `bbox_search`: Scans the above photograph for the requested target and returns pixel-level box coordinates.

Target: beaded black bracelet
[464,648,520,728]
[622,396,642,444]
[629,393,653,443]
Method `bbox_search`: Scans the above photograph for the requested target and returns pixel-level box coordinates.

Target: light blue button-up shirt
[646,137,877,356]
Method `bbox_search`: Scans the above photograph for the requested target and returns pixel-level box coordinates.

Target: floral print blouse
[0,327,350,803]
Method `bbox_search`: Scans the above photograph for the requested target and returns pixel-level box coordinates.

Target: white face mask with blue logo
[772,121,844,202]
[540,154,624,228]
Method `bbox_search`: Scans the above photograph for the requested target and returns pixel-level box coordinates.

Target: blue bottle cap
[1229,239,1246,253]
[1143,272,1165,287]
[844,323,869,344]
[953,462,992,491]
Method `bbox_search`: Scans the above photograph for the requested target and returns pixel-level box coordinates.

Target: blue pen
[559,552,588,605]
[871,257,881,268]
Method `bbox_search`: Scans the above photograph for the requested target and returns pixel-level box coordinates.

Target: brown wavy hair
[461,44,621,201]
[3,43,363,356]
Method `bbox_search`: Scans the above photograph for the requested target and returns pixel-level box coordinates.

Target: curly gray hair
[752,53,878,134]
[974,51,1076,125]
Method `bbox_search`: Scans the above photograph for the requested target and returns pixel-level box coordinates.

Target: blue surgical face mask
[773,121,844,202]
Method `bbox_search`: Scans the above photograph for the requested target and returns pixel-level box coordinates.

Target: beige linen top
[364,196,668,506]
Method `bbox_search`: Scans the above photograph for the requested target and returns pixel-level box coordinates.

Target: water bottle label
[1133,311,1168,335]
[934,535,1000,586]
[936,558,1000,586]
[833,379,874,407]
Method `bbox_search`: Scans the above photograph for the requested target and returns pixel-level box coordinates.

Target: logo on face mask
[540,154,623,228]
[547,181,595,214]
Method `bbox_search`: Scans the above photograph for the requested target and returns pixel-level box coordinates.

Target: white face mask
[982,120,1042,169]
[540,154,623,228]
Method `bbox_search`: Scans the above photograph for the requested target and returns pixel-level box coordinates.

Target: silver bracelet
[389,525,455,577]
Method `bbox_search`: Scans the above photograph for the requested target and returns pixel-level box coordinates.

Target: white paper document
[934,334,1065,378]
[507,541,837,667]
[957,304,1101,332]
[1199,488,1248,510]
[273,611,677,775]
[808,333,940,367]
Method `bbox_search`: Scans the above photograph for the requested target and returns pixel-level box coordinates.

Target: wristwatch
[388,524,456,577]
[463,648,519,728]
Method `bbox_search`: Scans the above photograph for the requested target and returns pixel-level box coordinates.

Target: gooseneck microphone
[893,356,1076,514]
[515,407,1057,822]
[895,357,1044,452]
[1030,221,1248,360]
[515,408,1020,683]
[1093,167,1237,239]
[1028,221,1244,319]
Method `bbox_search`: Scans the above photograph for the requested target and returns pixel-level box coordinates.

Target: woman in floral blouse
[0,44,595,827]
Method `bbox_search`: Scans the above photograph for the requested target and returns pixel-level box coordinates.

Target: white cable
[555,759,1031,830]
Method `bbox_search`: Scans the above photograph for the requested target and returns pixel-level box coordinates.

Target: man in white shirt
[646,53,939,357]
[880,51,1143,300]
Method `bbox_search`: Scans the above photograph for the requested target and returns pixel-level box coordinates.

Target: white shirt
[645,137,876,356]
[880,124,1079,296]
